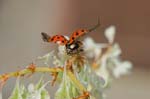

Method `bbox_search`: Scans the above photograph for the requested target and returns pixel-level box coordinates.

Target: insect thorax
[65,41,83,55]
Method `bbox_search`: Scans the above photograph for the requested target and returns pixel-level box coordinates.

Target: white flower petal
[28,84,35,93]
[113,61,132,78]
[104,25,116,43]
[96,43,109,48]
[58,45,66,55]
[94,48,102,60]
[84,37,108,59]
[95,67,109,87]
[53,56,61,66]
[110,43,121,57]
[95,54,109,87]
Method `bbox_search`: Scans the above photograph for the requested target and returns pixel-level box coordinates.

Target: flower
[84,25,132,87]
[104,25,116,43]
[109,43,121,57]
[58,45,66,56]
[106,43,132,78]
[112,60,132,78]
[95,54,110,87]
[83,37,108,60]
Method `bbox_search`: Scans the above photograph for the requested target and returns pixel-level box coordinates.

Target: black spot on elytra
[81,29,85,32]
[72,37,75,40]
[57,36,60,39]
[62,40,64,43]
[75,32,79,36]
[51,38,54,41]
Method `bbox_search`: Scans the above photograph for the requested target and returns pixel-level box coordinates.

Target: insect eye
[70,44,76,49]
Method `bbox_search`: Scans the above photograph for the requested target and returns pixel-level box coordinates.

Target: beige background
[0,0,150,99]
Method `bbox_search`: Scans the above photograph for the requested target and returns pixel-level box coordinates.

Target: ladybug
[41,20,100,55]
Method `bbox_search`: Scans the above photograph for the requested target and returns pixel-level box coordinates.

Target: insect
[41,20,100,55]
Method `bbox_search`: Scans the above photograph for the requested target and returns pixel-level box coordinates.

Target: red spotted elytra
[41,20,100,55]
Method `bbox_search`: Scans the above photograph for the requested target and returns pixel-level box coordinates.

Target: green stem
[67,71,86,92]
[0,67,63,79]
[0,66,87,93]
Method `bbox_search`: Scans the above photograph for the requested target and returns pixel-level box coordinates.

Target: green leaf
[9,79,23,99]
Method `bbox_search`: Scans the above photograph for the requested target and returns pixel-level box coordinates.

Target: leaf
[9,78,50,99]
[8,79,23,99]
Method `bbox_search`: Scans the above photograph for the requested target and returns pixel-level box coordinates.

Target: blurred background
[0,0,150,99]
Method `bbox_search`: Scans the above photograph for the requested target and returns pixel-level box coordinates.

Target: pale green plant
[0,25,132,99]
[9,78,50,99]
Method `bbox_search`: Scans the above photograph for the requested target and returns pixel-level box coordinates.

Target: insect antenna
[88,18,100,32]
